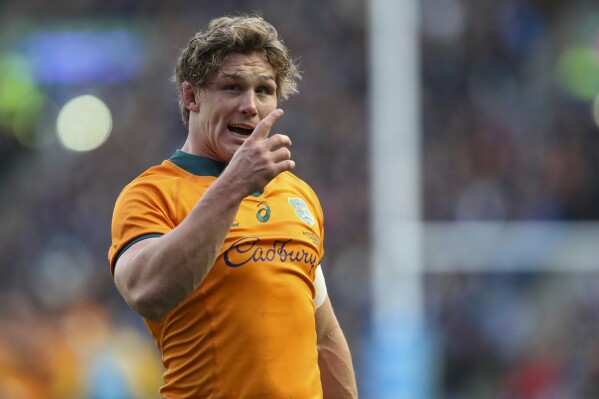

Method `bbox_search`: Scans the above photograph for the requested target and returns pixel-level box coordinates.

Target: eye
[225,84,241,91]
[256,86,273,95]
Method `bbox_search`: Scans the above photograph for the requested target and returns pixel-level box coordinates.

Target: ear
[182,81,200,113]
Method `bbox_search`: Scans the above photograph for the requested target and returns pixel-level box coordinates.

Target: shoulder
[277,171,324,220]
[112,164,186,221]
[116,161,187,203]
[278,171,320,200]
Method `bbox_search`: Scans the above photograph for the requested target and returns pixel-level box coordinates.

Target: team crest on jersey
[288,198,315,226]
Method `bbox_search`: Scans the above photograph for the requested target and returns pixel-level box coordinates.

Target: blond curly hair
[173,14,301,127]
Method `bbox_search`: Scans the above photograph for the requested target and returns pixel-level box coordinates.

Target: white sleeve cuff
[313,264,327,309]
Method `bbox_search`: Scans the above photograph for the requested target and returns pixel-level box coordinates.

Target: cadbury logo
[223,236,317,269]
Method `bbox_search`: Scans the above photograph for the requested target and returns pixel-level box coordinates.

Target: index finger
[248,109,284,141]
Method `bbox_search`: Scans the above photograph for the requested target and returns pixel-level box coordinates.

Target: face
[186,52,278,162]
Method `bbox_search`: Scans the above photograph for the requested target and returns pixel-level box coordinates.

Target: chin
[220,148,237,163]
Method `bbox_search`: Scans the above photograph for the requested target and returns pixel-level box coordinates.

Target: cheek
[259,99,277,114]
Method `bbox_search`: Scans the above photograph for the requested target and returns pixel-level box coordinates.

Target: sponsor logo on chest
[223,236,318,274]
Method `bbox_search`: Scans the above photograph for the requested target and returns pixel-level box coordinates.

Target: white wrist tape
[313,264,327,309]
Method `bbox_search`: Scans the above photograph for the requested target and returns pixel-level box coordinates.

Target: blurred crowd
[422,0,599,222]
[421,0,599,398]
[1,0,599,398]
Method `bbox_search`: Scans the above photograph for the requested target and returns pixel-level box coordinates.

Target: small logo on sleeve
[288,198,315,226]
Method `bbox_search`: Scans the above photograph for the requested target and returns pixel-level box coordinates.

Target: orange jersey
[109,150,325,398]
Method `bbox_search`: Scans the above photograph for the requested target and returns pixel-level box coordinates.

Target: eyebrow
[220,71,276,83]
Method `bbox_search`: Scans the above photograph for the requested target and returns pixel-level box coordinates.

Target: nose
[239,90,257,116]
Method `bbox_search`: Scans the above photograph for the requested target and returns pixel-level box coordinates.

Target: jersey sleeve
[315,197,325,265]
[108,178,177,274]
[310,186,325,274]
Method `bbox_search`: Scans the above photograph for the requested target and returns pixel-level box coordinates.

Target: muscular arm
[114,176,244,321]
[114,109,294,321]
[316,296,358,398]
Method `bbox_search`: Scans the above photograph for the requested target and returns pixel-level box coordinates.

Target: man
[108,15,357,398]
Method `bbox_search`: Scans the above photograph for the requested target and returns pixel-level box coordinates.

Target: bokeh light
[0,55,45,147]
[56,95,112,152]
[19,28,146,84]
[556,46,599,100]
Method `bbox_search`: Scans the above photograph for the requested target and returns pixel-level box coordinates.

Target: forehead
[218,52,275,80]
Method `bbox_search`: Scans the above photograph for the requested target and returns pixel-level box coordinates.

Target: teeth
[230,124,253,128]
[228,125,254,136]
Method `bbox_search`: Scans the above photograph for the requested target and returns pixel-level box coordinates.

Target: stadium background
[2,0,599,398]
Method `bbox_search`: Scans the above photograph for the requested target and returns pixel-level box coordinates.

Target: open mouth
[228,125,254,138]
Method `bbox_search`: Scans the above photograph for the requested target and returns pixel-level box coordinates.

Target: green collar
[169,149,226,177]
[169,149,263,197]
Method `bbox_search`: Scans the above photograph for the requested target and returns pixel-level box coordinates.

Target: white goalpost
[368,0,429,397]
